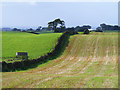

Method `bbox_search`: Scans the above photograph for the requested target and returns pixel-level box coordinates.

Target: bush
[95,29,103,32]
[83,29,90,34]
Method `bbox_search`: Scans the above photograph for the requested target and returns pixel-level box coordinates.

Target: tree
[75,26,80,31]
[12,28,21,32]
[100,23,106,30]
[113,25,119,30]
[22,30,26,32]
[12,28,18,31]
[48,18,65,32]
[27,28,33,32]
[66,27,75,31]
[83,29,90,34]
[74,25,91,32]
[96,27,103,32]
[36,26,42,32]
[100,23,120,31]
[82,25,91,29]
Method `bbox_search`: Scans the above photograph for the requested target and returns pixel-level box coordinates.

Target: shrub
[95,29,103,32]
[83,29,90,34]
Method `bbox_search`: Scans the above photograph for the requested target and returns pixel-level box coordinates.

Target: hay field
[2,32,118,88]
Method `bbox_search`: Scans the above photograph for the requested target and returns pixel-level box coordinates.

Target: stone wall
[1,31,78,72]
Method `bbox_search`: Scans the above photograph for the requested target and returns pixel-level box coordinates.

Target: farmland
[2,31,62,61]
[2,32,118,88]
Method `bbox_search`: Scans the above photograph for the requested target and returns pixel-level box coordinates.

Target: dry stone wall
[1,31,78,72]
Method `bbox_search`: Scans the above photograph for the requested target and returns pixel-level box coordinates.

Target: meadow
[2,32,118,88]
[2,31,62,61]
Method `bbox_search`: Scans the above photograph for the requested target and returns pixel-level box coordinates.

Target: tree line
[99,23,120,30]
[12,18,120,33]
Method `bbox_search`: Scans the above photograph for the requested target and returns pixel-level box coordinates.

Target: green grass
[2,31,62,61]
[78,32,84,34]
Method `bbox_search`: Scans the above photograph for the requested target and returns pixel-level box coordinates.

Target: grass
[2,32,118,88]
[2,31,62,61]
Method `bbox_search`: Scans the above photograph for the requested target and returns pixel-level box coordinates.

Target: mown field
[2,32,118,88]
[2,31,62,61]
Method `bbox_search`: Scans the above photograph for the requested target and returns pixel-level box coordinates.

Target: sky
[1,1,119,29]
[118,1,120,26]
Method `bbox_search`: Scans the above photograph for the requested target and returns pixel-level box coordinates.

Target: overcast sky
[2,1,118,29]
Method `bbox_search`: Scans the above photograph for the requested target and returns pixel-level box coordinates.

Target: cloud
[28,0,37,5]
[1,0,119,2]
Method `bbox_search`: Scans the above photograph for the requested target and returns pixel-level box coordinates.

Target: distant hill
[0,27,12,31]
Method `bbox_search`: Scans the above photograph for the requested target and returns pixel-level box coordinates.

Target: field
[2,32,118,88]
[2,31,62,61]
